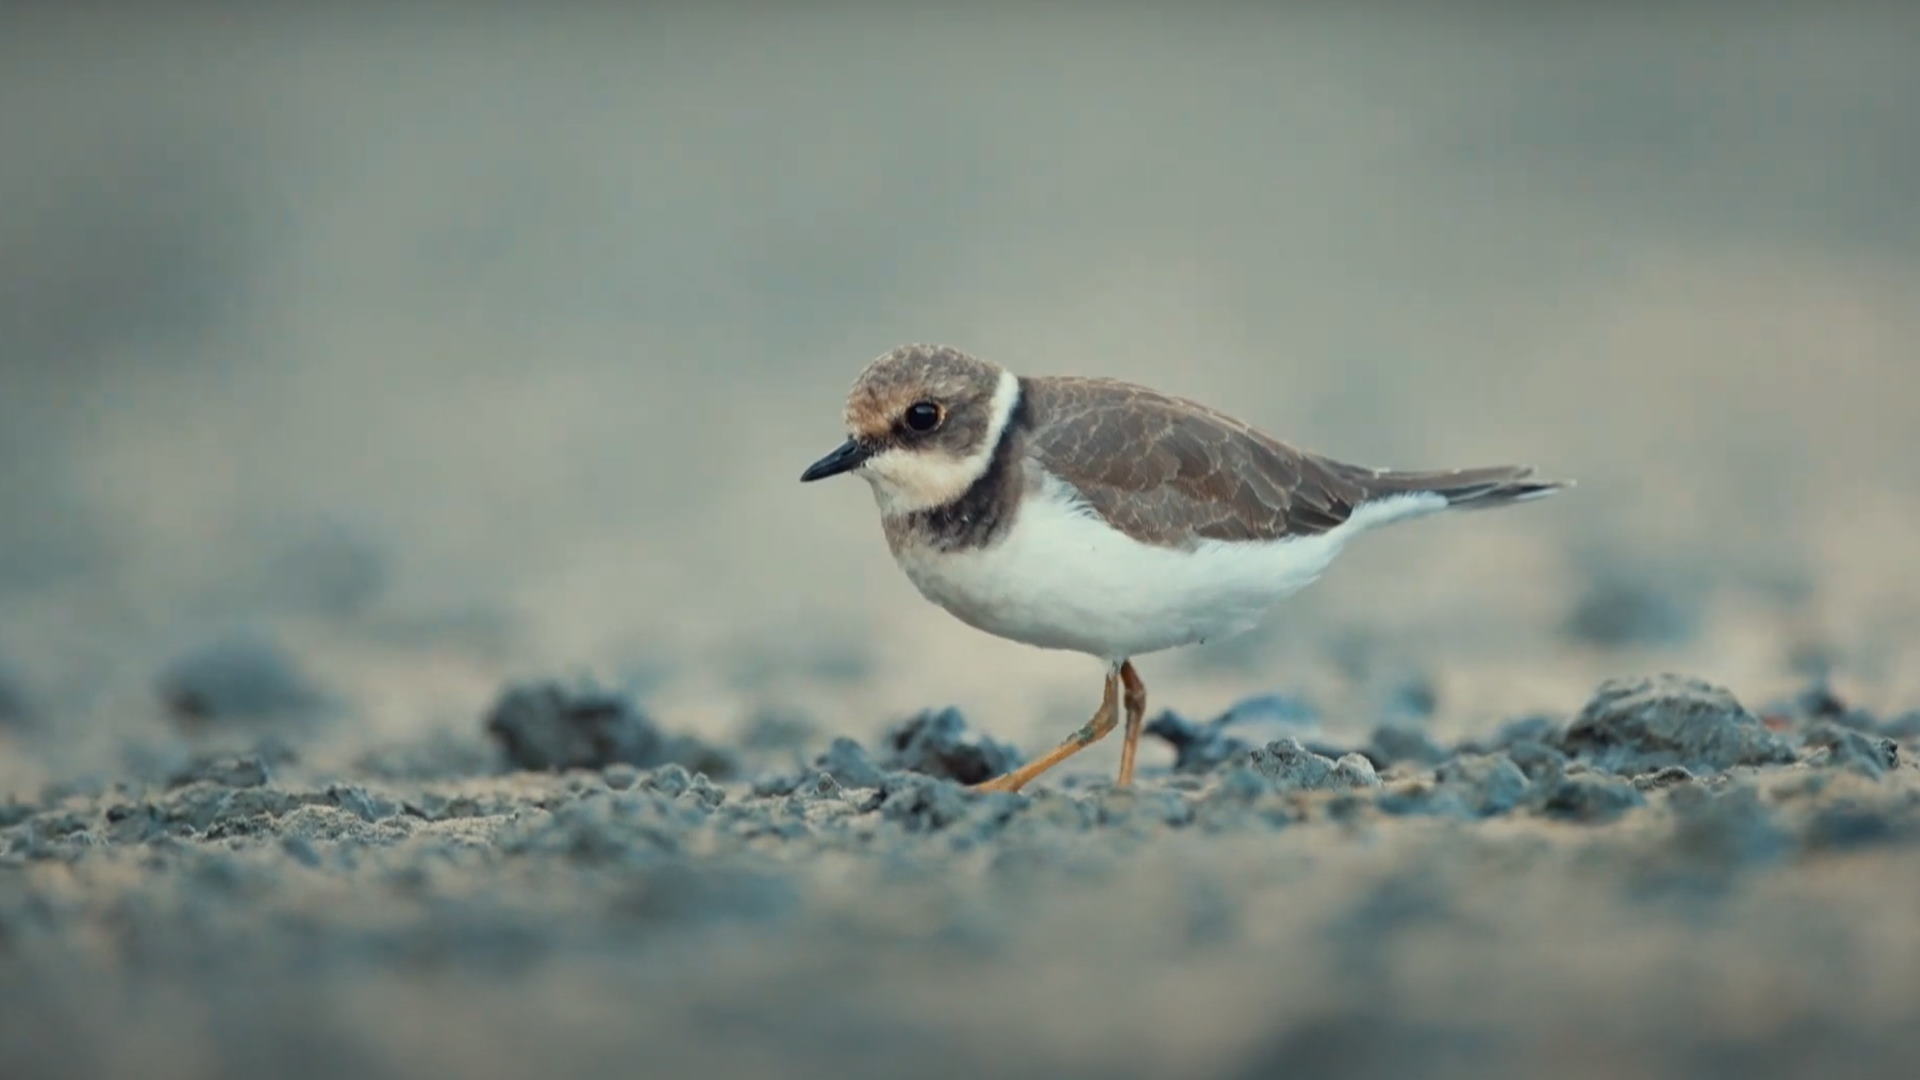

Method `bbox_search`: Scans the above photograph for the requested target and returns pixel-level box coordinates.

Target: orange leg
[972,668,1121,794]
[1115,660,1147,787]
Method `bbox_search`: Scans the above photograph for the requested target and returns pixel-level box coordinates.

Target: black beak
[800,438,871,482]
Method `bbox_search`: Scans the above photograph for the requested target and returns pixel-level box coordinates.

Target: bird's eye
[903,401,943,432]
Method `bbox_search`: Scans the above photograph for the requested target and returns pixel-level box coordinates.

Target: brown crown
[844,344,1004,440]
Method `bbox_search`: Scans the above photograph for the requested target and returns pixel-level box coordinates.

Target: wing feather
[1019,376,1370,547]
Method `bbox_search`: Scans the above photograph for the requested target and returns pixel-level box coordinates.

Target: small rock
[160,784,304,834]
[878,774,970,832]
[1434,754,1532,817]
[485,682,659,771]
[1329,754,1381,789]
[815,736,888,789]
[483,681,734,776]
[1561,674,1796,774]
[880,708,1021,785]
[1376,753,1533,819]
[1247,738,1334,790]
[680,773,726,810]
[156,633,328,730]
[1303,739,1364,763]
[1504,739,1568,782]
[325,784,400,822]
[102,802,163,844]
[1803,723,1899,779]
[1633,765,1698,790]
[1536,774,1644,823]
[645,764,692,799]
[790,770,844,801]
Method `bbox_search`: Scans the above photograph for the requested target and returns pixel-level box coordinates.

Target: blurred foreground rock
[880,706,1022,785]
[1560,674,1796,773]
[483,681,737,778]
[155,633,329,731]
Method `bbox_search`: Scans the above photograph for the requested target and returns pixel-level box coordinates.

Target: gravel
[2,669,1917,1079]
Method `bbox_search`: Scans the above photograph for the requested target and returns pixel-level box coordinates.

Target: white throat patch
[861,368,1021,516]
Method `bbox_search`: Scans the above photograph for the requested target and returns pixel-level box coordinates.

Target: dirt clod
[483,681,737,777]
[156,634,328,730]
[880,707,1021,785]
[1561,675,1796,774]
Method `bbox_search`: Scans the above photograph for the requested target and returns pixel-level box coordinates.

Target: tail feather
[1356,464,1571,511]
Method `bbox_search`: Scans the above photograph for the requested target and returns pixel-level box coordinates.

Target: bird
[800,344,1567,793]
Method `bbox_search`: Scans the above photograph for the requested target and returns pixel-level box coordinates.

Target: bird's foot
[969,772,1027,794]
[967,671,1122,794]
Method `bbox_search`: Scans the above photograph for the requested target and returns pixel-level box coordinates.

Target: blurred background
[4,3,1918,793]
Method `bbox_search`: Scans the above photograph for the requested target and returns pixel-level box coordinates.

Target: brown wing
[1018,376,1373,547]
[1019,376,1564,548]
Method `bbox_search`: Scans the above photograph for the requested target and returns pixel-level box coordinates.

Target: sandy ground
[4,673,1918,1079]
[4,6,1920,1078]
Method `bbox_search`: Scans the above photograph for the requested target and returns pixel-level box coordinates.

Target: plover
[801,344,1567,793]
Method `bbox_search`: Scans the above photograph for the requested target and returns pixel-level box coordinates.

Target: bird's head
[800,344,1020,515]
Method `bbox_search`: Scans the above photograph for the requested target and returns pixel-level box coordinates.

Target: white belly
[890,476,1444,660]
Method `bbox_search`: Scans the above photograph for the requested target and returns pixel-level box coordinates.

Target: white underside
[893,474,1448,661]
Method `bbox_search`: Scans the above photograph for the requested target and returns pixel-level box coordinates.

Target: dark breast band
[889,381,1031,554]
